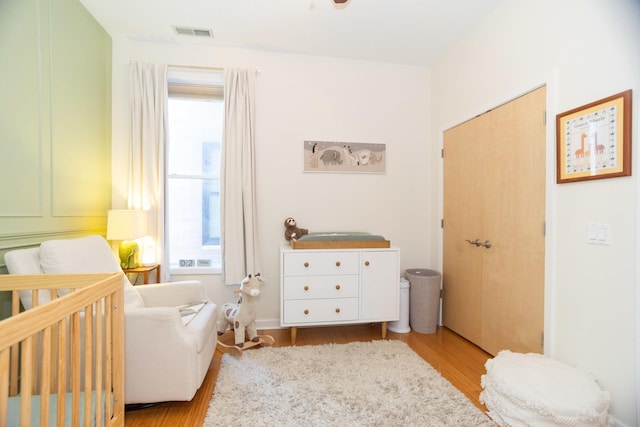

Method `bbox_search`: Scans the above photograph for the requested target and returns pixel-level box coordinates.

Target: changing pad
[290,232,390,249]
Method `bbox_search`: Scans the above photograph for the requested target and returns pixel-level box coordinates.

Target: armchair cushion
[4,247,43,309]
[39,235,145,310]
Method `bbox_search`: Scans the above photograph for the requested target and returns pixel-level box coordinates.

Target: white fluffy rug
[204,340,494,426]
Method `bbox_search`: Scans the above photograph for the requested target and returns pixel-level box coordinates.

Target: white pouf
[480,350,613,427]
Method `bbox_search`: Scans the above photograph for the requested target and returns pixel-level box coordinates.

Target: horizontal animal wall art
[304,141,386,173]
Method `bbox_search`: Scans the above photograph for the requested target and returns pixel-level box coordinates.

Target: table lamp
[106,210,149,269]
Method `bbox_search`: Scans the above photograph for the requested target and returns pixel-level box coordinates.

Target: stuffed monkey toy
[284,217,309,241]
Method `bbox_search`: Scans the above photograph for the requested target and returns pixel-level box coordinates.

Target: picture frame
[556,90,632,183]
[303,141,386,174]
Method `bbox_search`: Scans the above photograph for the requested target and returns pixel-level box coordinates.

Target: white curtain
[129,62,169,280]
[221,68,261,284]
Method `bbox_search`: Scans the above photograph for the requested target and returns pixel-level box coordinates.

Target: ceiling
[79,0,503,67]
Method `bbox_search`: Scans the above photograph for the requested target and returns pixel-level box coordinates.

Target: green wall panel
[50,0,111,217]
[0,0,43,217]
[0,0,111,256]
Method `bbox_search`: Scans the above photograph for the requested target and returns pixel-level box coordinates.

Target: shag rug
[204,340,494,426]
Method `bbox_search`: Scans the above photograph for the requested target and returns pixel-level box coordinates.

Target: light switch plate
[587,223,611,245]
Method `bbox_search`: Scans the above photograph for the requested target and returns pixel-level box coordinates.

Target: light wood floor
[124,324,492,426]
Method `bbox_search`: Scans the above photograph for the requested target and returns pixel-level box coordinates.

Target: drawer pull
[304,309,309,315]
[335,308,341,313]
[364,260,370,266]
[335,261,341,267]
[304,285,309,291]
[304,262,309,268]
[335,284,341,290]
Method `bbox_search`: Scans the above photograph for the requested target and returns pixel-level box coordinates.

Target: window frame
[166,71,224,276]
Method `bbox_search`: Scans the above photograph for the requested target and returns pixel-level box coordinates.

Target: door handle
[465,239,491,248]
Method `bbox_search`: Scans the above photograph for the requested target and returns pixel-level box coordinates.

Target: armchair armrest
[135,281,208,307]
[125,306,196,346]
[125,303,217,354]
[124,307,200,403]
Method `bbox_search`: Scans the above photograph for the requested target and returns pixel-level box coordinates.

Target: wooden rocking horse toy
[216,273,274,356]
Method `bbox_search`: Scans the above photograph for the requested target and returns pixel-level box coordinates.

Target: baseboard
[613,419,628,427]
[255,318,283,330]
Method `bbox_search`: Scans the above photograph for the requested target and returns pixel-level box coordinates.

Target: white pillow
[39,235,145,310]
[40,235,121,273]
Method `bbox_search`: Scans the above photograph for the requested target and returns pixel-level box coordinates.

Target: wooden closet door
[443,86,546,356]
[442,113,487,346]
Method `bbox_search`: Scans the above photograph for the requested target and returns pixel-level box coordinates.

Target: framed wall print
[303,141,386,173]
[556,89,632,183]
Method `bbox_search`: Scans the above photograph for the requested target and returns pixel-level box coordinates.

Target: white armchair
[4,235,218,405]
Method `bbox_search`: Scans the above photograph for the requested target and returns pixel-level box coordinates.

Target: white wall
[111,2,640,423]
[429,1,640,425]
[110,40,431,327]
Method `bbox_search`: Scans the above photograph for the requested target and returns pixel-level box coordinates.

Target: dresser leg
[290,326,297,345]
[381,321,388,339]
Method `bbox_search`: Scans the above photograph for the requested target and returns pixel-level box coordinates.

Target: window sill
[170,267,222,276]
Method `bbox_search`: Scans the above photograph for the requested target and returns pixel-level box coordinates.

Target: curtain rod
[128,62,222,71]
[169,64,261,75]
[168,64,223,71]
[129,62,260,74]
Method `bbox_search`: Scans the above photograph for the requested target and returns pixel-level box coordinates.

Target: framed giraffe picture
[556,90,632,183]
[303,141,386,173]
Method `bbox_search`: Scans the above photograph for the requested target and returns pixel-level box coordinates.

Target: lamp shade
[106,210,149,241]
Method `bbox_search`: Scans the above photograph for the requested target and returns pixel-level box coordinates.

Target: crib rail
[0,273,125,427]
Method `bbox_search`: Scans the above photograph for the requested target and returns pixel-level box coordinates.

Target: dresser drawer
[283,275,359,300]
[283,298,359,324]
[283,251,359,276]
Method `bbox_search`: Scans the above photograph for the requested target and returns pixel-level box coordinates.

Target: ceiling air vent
[173,26,214,38]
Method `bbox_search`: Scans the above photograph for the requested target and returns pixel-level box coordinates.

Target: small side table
[123,264,161,285]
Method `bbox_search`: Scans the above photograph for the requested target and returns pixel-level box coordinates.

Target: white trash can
[388,277,410,333]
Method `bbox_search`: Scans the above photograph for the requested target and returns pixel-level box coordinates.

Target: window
[166,70,224,273]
